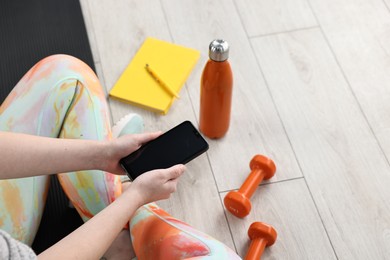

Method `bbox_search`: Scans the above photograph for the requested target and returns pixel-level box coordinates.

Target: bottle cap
[209,39,229,61]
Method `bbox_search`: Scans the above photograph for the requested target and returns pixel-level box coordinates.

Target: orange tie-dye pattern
[0,181,28,241]
[130,204,241,259]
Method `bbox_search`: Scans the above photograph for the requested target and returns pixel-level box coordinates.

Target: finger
[165,164,186,181]
[133,132,162,146]
[114,165,127,175]
[166,179,179,193]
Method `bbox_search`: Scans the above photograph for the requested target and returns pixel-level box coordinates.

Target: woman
[0,55,241,259]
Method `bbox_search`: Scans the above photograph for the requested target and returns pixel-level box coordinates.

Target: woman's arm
[0,131,104,179]
[0,131,160,179]
[38,164,185,260]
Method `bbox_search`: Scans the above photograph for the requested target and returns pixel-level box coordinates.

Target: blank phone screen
[120,121,208,180]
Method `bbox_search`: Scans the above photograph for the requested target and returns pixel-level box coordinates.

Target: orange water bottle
[199,39,233,139]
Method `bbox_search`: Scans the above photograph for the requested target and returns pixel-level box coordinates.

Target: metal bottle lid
[209,39,229,62]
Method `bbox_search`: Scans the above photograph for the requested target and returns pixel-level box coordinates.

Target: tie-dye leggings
[0,55,241,259]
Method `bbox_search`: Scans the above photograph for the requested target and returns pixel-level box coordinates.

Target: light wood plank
[309,0,390,192]
[84,0,235,248]
[82,0,174,122]
[161,0,302,192]
[252,28,390,259]
[233,0,317,36]
[222,179,336,259]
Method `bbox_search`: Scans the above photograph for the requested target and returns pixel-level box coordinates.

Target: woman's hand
[101,132,161,175]
[129,164,186,205]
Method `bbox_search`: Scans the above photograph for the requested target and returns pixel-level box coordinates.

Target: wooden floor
[80,0,390,259]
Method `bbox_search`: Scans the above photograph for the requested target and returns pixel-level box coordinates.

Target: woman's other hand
[101,132,161,175]
[126,164,186,205]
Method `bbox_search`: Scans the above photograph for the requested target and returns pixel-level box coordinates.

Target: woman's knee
[34,54,97,82]
[29,54,105,100]
[0,54,105,136]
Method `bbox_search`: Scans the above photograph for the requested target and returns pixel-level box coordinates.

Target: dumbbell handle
[238,169,265,199]
[244,238,267,260]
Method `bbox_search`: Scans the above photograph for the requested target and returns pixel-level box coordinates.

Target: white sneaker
[112,113,144,138]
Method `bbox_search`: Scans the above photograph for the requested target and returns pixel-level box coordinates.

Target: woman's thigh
[130,203,241,259]
[0,55,120,245]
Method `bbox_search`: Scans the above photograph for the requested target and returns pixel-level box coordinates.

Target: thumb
[133,132,162,146]
[164,164,186,181]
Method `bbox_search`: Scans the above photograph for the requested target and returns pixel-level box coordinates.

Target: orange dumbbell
[224,155,276,218]
[245,222,277,260]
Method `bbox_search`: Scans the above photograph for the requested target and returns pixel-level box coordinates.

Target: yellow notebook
[109,37,200,114]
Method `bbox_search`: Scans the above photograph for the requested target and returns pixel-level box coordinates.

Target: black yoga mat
[0,0,95,254]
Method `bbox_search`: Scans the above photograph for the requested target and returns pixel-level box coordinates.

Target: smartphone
[120,121,209,180]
